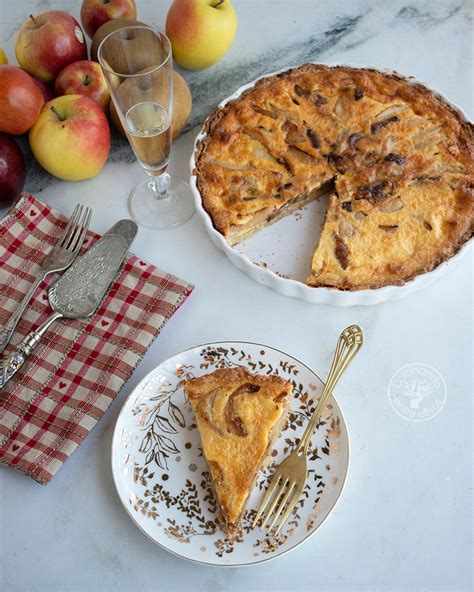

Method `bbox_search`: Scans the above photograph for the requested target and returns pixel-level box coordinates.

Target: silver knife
[0,220,138,388]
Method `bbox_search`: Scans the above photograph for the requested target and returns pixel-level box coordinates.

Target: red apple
[29,95,110,181]
[0,65,44,135]
[0,134,26,205]
[15,11,87,83]
[55,60,110,111]
[27,73,55,103]
[80,0,137,38]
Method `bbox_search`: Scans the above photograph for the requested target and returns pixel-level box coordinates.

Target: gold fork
[252,324,363,536]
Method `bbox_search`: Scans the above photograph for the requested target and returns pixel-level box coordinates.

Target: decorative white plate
[112,341,349,566]
[189,63,472,306]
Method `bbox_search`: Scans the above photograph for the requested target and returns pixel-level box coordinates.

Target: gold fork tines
[252,325,363,536]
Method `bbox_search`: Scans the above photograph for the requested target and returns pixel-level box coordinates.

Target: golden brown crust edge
[308,225,473,290]
[193,63,474,291]
[184,366,291,398]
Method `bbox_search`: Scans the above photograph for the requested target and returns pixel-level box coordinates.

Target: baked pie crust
[194,64,473,290]
[183,367,292,532]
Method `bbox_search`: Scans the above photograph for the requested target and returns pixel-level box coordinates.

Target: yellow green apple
[166,0,237,70]
[29,95,110,181]
[0,48,8,64]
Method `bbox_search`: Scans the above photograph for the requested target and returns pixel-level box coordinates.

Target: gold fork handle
[296,325,363,455]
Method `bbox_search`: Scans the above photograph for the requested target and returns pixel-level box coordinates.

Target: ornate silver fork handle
[0,204,91,355]
[0,272,48,353]
[0,312,63,388]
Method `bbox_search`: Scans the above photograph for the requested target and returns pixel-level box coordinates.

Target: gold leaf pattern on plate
[113,342,348,565]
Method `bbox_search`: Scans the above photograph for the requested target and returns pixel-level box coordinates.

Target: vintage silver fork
[252,324,363,536]
[0,204,92,354]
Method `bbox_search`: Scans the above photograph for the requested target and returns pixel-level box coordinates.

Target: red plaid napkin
[0,194,193,484]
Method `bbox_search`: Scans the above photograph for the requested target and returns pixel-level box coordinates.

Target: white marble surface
[0,1,472,591]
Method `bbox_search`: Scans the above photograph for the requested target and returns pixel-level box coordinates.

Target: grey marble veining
[182,11,368,128]
[0,2,472,592]
[395,2,463,26]
[1,0,469,195]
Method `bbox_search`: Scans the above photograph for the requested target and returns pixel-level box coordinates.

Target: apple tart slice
[183,367,292,533]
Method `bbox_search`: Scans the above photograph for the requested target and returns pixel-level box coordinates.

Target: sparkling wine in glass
[98,26,194,228]
[125,101,171,175]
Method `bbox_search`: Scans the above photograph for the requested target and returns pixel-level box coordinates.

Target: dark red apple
[15,11,87,83]
[0,134,26,205]
[0,65,45,135]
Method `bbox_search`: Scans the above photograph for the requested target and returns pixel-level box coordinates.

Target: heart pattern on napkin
[0,193,194,485]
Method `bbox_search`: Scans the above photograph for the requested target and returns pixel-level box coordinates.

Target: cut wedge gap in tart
[194,64,474,290]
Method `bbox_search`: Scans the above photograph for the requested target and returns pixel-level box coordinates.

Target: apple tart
[183,367,292,532]
[194,64,473,290]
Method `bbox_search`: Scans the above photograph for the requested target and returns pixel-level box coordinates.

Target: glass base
[128,176,194,229]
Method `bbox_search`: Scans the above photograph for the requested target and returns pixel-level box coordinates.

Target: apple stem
[83,75,90,87]
[29,14,40,28]
[211,0,225,7]
[50,105,65,122]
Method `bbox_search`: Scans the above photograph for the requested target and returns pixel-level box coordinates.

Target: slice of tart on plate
[183,367,293,533]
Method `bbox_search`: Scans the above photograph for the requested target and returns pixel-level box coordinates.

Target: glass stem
[149,173,170,200]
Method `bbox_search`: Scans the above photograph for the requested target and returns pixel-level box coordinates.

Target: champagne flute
[98,26,194,228]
